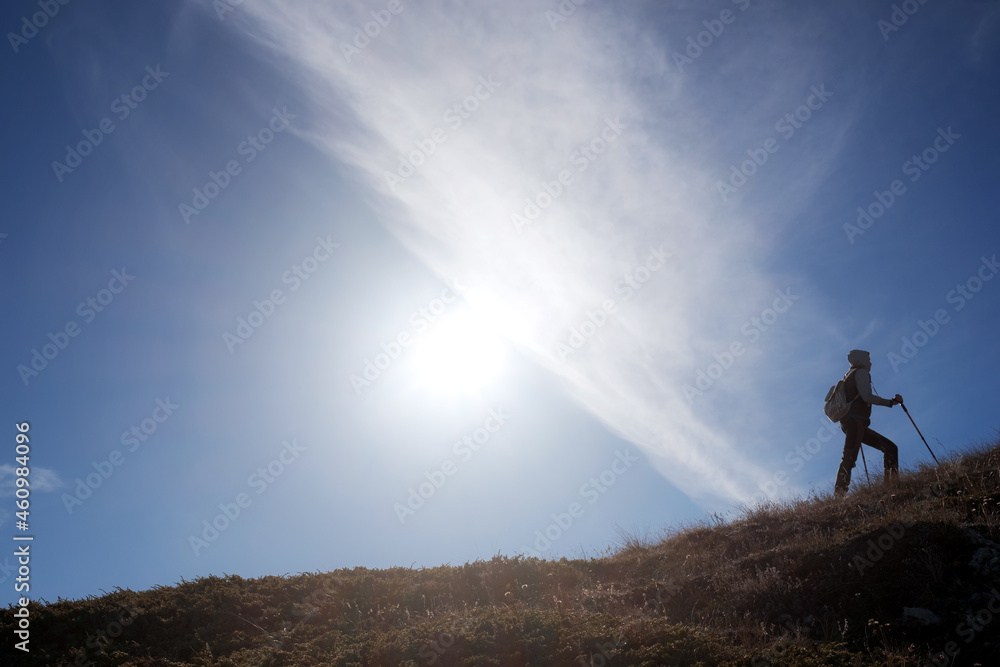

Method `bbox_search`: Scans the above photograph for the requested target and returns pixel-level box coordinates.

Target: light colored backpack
[823,369,859,422]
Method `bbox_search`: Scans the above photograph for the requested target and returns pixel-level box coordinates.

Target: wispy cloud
[0,465,63,496]
[214,0,856,506]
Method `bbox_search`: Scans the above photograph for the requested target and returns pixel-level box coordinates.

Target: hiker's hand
[894,394,903,405]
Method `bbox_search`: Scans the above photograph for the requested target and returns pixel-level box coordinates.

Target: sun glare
[408,308,508,394]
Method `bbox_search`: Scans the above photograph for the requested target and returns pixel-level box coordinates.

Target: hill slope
[5,439,1000,666]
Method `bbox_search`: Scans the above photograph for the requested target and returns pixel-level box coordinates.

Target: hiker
[834,349,903,497]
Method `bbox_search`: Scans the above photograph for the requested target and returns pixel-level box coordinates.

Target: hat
[847,349,871,368]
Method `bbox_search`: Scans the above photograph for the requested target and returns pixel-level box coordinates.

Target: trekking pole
[859,446,871,484]
[900,401,939,465]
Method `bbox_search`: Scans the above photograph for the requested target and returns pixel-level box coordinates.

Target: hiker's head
[847,349,872,369]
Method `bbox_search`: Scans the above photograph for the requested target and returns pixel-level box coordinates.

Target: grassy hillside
[5,438,1000,666]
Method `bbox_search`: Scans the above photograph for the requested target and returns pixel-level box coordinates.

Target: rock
[969,545,1000,577]
[903,607,941,625]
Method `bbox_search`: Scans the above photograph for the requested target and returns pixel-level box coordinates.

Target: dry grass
[4,439,1000,666]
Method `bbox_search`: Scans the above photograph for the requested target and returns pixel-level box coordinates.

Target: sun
[408,308,508,395]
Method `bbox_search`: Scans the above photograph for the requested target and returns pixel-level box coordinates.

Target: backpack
[823,368,859,422]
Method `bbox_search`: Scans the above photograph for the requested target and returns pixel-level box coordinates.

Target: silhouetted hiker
[834,349,903,497]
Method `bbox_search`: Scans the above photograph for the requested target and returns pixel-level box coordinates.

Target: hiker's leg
[836,419,864,495]
[862,427,899,482]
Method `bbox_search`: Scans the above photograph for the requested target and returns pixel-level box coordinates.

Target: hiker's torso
[844,367,872,420]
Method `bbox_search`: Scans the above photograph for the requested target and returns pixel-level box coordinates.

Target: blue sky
[2,0,999,606]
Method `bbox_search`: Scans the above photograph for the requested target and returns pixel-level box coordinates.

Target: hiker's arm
[855,369,895,407]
